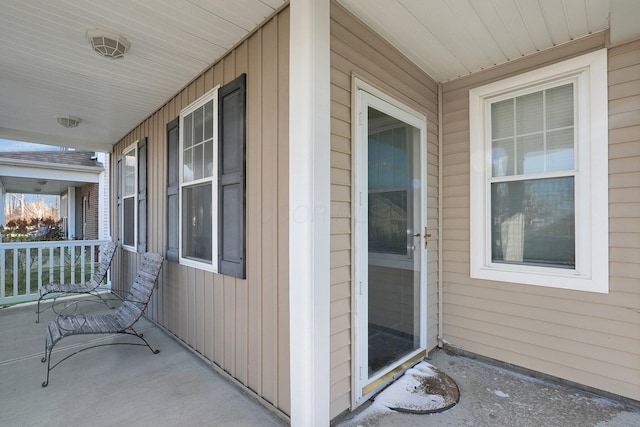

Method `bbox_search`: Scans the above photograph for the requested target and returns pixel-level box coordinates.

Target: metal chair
[36,241,117,323]
[41,252,164,387]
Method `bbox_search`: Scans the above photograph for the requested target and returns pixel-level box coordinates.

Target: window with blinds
[469,50,609,293]
[489,83,576,268]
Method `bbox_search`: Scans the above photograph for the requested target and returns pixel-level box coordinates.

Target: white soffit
[0,0,285,151]
[337,0,610,83]
[610,0,640,45]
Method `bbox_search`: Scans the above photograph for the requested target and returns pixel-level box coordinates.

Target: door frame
[353,78,428,405]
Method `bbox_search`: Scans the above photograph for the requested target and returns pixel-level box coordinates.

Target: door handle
[424,227,432,249]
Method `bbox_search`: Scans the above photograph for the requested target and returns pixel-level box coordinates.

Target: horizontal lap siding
[330,2,439,418]
[110,8,290,415]
[441,33,640,401]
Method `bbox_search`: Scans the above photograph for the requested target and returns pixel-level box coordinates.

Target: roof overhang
[0,0,638,153]
[0,157,102,195]
[0,0,287,152]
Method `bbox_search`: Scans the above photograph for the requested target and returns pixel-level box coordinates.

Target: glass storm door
[355,86,427,402]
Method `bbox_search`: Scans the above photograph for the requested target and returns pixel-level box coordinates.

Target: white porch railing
[0,239,110,305]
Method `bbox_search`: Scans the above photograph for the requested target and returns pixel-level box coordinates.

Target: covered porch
[0,301,288,426]
[2,300,638,426]
[1,0,639,425]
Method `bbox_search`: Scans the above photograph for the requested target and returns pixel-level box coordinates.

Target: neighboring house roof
[0,151,105,195]
[0,151,103,169]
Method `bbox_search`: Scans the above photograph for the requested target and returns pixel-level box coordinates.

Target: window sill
[471,263,608,294]
[179,257,217,273]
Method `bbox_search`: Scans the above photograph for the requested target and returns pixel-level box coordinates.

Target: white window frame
[469,49,608,293]
[178,86,219,272]
[121,143,137,252]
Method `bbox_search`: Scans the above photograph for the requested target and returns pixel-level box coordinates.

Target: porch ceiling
[337,0,613,83]
[0,175,94,195]
[0,0,286,152]
[1,1,637,154]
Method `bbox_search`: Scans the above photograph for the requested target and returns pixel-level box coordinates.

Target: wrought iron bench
[36,241,117,323]
[41,252,164,387]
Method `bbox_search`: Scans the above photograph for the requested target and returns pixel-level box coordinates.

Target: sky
[0,139,61,152]
[5,193,59,209]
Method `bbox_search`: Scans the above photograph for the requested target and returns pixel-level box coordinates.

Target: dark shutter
[218,73,246,278]
[166,118,180,262]
[137,137,147,252]
[116,156,122,247]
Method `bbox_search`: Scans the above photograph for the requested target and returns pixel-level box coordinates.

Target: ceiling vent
[86,30,130,59]
[56,115,81,128]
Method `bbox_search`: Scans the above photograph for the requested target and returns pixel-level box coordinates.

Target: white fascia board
[0,161,101,183]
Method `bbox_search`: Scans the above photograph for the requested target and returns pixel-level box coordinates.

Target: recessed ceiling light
[56,115,81,128]
[86,29,130,60]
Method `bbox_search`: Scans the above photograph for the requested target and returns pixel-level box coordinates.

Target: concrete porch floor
[2,299,639,427]
[0,300,288,427]
[337,349,640,427]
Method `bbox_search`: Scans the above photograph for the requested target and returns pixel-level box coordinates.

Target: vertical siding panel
[224,275,237,376]
[167,97,175,123]
[234,39,250,385]
[187,80,196,104]
[204,271,215,361]
[124,252,131,294]
[195,74,205,99]
[166,263,179,332]
[156,109,165,324]
[213,272,224,366]
[178,264,187,341]
[110,6,291,416]
[214,62,224,89]
[235,278,248,384]
[260,16,279,405]
[194,269,205,354]
[247,28,264,395]
[188,268,197,345]
[220,50,237,378]
[180,88,188,114]
[204,67,214,93]
[175,155,188,336]
[276,6,291,414]
[147,116,155,307]
[149,114,158,320]
[162,103,173,328]
[224,50,236,85]
[236,40,249,73]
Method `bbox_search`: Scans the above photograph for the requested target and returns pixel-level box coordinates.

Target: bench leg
[129,327,160,355]
[41,343,53,387]
[35,293,48,324]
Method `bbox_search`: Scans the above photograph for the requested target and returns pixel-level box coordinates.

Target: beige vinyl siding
[441,33,640,401]
[110,8,290,415]
[329,1,440,418]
